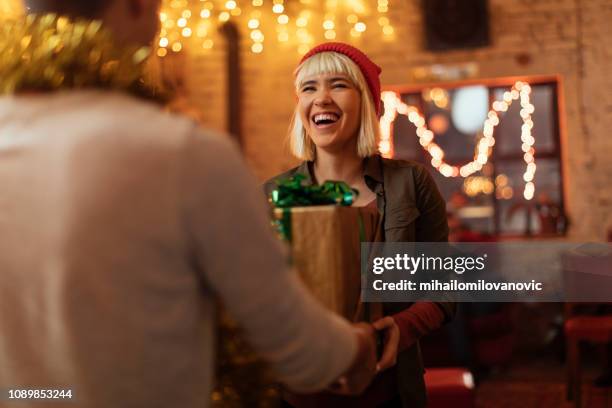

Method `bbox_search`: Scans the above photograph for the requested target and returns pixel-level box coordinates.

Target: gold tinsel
[213,307,281,408]
[0,13,152,97]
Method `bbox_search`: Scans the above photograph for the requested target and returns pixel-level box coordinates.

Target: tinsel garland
[0,13,152,97]
[213,307,281,408]
[0,13,278,407]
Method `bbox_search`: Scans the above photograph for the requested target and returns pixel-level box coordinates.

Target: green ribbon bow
[270,173,358,208]
[270,173,359,241]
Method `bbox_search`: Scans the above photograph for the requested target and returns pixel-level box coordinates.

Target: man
[0,1,376,407]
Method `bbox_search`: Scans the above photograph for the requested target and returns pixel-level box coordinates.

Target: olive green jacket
[264,155,456,408]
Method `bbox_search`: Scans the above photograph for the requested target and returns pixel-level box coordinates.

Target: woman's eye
[333,83,348,88]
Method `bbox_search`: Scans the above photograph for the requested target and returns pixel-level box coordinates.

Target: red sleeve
[392,302,446,352]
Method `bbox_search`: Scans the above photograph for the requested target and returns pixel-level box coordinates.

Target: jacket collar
[296,155,384,186]
[364,155,384,184]
[295,160,313,184]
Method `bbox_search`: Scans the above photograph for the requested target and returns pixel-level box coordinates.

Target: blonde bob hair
[288,51,380,161]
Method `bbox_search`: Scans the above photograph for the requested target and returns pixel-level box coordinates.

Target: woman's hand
[372,316,400,372]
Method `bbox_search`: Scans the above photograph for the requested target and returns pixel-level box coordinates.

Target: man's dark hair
[25,0,109,19]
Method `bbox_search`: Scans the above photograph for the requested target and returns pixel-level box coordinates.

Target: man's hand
[372,316,400,372]
[328,322,377,395]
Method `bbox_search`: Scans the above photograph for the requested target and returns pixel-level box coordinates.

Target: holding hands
[330,316,401,395]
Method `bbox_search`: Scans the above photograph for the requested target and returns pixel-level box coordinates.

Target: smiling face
[289,51,379,161]
[297,72,362,156]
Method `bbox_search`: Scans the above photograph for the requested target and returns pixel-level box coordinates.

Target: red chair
[425,368,475,408]
[563,245,612,408]
[565,313,612,408]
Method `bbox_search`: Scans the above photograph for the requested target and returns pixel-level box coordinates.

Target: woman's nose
[313,87,333,106]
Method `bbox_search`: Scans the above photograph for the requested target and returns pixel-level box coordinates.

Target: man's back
[0,90,358,407]
[0,90,218,407]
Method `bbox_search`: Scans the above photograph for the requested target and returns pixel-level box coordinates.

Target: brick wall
[173,0,611,240]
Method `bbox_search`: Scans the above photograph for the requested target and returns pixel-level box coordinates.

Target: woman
[264,43,456,408]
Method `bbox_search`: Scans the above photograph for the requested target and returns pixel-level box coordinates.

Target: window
[387,78,566,238]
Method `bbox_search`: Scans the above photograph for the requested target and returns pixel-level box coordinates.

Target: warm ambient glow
[0,0,21,17]
[0,0,395,55]
[157,0,395,55]
[380,81,537,200]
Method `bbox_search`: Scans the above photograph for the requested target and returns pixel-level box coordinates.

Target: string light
[250,27,264,52]
[272,0,284,14]
[248,18,259,28]
[321,11,335,40]
[376,0,394,39]
[464,177,495,197]
[247,8,263,53]
[295,9,313,55]
[250,29,264,42]
[515,81,536,200]
[377,0,388,13]
[202,38,214,49]
[156,0,396,55]
[380,81,537,200]
[382,25,394,36]
[495,174,514,200]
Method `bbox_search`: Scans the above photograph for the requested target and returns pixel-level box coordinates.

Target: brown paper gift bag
[274,205,383,323]
[212,205,382,407]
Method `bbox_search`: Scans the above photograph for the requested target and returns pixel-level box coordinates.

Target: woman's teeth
[313,113,339,125]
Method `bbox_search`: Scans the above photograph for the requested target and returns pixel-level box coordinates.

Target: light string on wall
[157,0,396,56]
[0,0,395,55]
[379,81,537,200]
